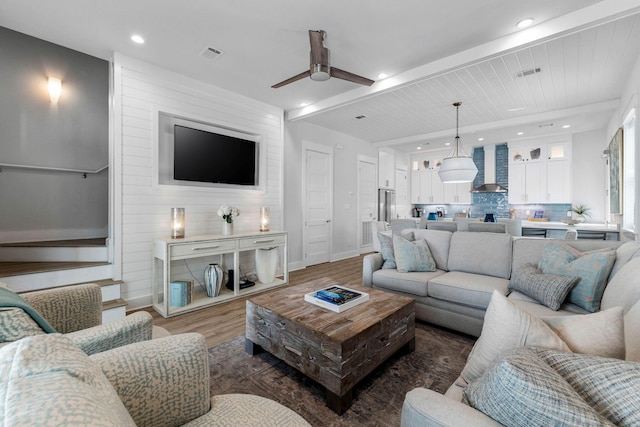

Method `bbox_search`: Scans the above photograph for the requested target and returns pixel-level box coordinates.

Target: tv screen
[173,124,258,186]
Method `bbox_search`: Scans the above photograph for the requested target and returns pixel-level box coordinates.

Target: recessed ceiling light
[299,102,309,107]
[517,132,524,136]
[131,34,145,44]
[417,146,422,150]
[562,124,571,129]
[516,18,534,29]
[378,73,388,79]
[507,107,526,112]
[445,142,451,146]
[478,137,484,141]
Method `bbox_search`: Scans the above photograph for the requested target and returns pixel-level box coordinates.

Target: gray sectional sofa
[363,229,637,337]
[363,229,640,426]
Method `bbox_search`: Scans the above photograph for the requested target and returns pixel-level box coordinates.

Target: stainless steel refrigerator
[378,189,396,223]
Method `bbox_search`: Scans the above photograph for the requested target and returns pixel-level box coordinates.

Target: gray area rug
[208,321,475,426]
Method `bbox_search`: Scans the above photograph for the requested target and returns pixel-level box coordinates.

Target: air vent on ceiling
[515,67,541,78]
[200,46,224,61]
[538,123,555,128]
[355,115,367,119]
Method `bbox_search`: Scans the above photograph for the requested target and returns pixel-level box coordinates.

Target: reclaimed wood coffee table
[245,277,415,414]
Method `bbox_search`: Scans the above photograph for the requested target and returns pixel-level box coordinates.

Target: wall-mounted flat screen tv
[173,124,258,186]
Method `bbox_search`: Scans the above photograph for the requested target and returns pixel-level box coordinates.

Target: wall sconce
[48,77,62,104]
[259,207,270,232]
[171,208,185,238]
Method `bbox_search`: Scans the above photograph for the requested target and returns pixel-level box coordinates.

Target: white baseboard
[331,250,359,262]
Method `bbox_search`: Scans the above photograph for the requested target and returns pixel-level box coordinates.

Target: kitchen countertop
[521,220,620,232]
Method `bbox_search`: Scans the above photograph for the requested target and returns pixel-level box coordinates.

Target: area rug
[208,322,475,426]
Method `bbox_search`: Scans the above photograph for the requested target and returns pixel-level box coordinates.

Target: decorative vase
[204,263,224,297]
[222,221,233,235]
[255,247,278,284]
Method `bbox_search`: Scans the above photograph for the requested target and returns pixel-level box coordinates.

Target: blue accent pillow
[392,235,436,273]
[378,232,396,269]
[538,241,616,312]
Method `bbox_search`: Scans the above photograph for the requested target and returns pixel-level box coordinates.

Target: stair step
[103,298,127,310]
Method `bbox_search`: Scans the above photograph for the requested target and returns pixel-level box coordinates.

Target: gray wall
[0,27,108,242]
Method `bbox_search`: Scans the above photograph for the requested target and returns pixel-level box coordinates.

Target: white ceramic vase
[204,263,224,297]
[255,247,278,284]
[222,221,233,235]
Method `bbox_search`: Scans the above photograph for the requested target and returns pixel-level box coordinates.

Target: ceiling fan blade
[309,30,326,65]
[330,67,375,86]
[271,70,311,88]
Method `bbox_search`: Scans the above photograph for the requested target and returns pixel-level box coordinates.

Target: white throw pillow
[542,306,625,359]
[461,291,569,384]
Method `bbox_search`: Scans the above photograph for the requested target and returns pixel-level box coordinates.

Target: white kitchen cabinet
[508,140,571,204]
[508,162,544,204]
[443,182,472,204]
[411,170,443,203]
[546,159,571,203]
[379,151,395,189]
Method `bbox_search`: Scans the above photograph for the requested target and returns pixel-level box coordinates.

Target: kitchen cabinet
[411,170,443,203]
[379,151,395,189]
[443,182,472,204]
[508,141,571,204]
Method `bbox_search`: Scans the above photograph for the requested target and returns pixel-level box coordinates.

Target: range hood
[471,145,508,193]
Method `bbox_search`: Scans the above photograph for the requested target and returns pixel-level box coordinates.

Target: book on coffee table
[304,285,369,313]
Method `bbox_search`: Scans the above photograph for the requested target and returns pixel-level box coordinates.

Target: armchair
[1,283,167,355]
[1,332,311,426]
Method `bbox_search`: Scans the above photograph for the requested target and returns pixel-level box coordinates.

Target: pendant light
[438,102,478,183]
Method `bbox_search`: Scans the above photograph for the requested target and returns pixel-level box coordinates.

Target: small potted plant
[217,204,240,234]
[571,204,591,223]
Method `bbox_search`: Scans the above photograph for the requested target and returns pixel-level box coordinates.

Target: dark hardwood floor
[143,254,368,347]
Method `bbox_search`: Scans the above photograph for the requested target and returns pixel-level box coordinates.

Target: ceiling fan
[271,30,375,88]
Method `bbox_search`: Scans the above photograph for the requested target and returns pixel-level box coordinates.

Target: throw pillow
[539,348,640,427]
[511,263,578,310]
[538,241,616,312]
[377,232,396,269]
[543,306,625,359]
[465,347,614,427]
[392,235,436,273]
[460,290,570,384]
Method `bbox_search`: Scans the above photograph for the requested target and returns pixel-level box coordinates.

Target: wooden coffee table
[245,277,415,414]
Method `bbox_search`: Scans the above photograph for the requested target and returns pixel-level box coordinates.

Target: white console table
[152,231,288,318]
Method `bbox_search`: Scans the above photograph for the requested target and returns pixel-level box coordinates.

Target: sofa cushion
[610,241,640,279]
[428,272,510,310]
[378,232,396,269]
[411,229,452,271]
[539,241,616,312]
[460,291,569,384]
[465,347,615,427]
[601,256,640,313]
[393,235,436,273]
[510,263,578,310]
[0,334,135,426]
[542,307,625,360]
[372,269,443,297]
[447,232,512,279]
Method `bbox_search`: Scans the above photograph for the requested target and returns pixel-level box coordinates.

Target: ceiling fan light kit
[438,102,478,183]
[272,30,374,88]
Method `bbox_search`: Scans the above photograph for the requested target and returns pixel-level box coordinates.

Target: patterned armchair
[2,333,311,426]
[0,283,166,355]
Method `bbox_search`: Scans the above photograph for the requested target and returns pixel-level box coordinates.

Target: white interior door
[304,143,332,266]
[358,156,377,252]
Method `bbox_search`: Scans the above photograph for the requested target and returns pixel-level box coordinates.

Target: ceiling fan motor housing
[310,47,330,81]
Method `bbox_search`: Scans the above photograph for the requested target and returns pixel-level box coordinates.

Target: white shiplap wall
[112,53,284,309]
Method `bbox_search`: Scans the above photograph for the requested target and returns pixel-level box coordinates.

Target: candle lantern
[171,208,185,238]
[259,207,270,232]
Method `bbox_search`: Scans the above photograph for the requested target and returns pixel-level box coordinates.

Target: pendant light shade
[438,102,478,183]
